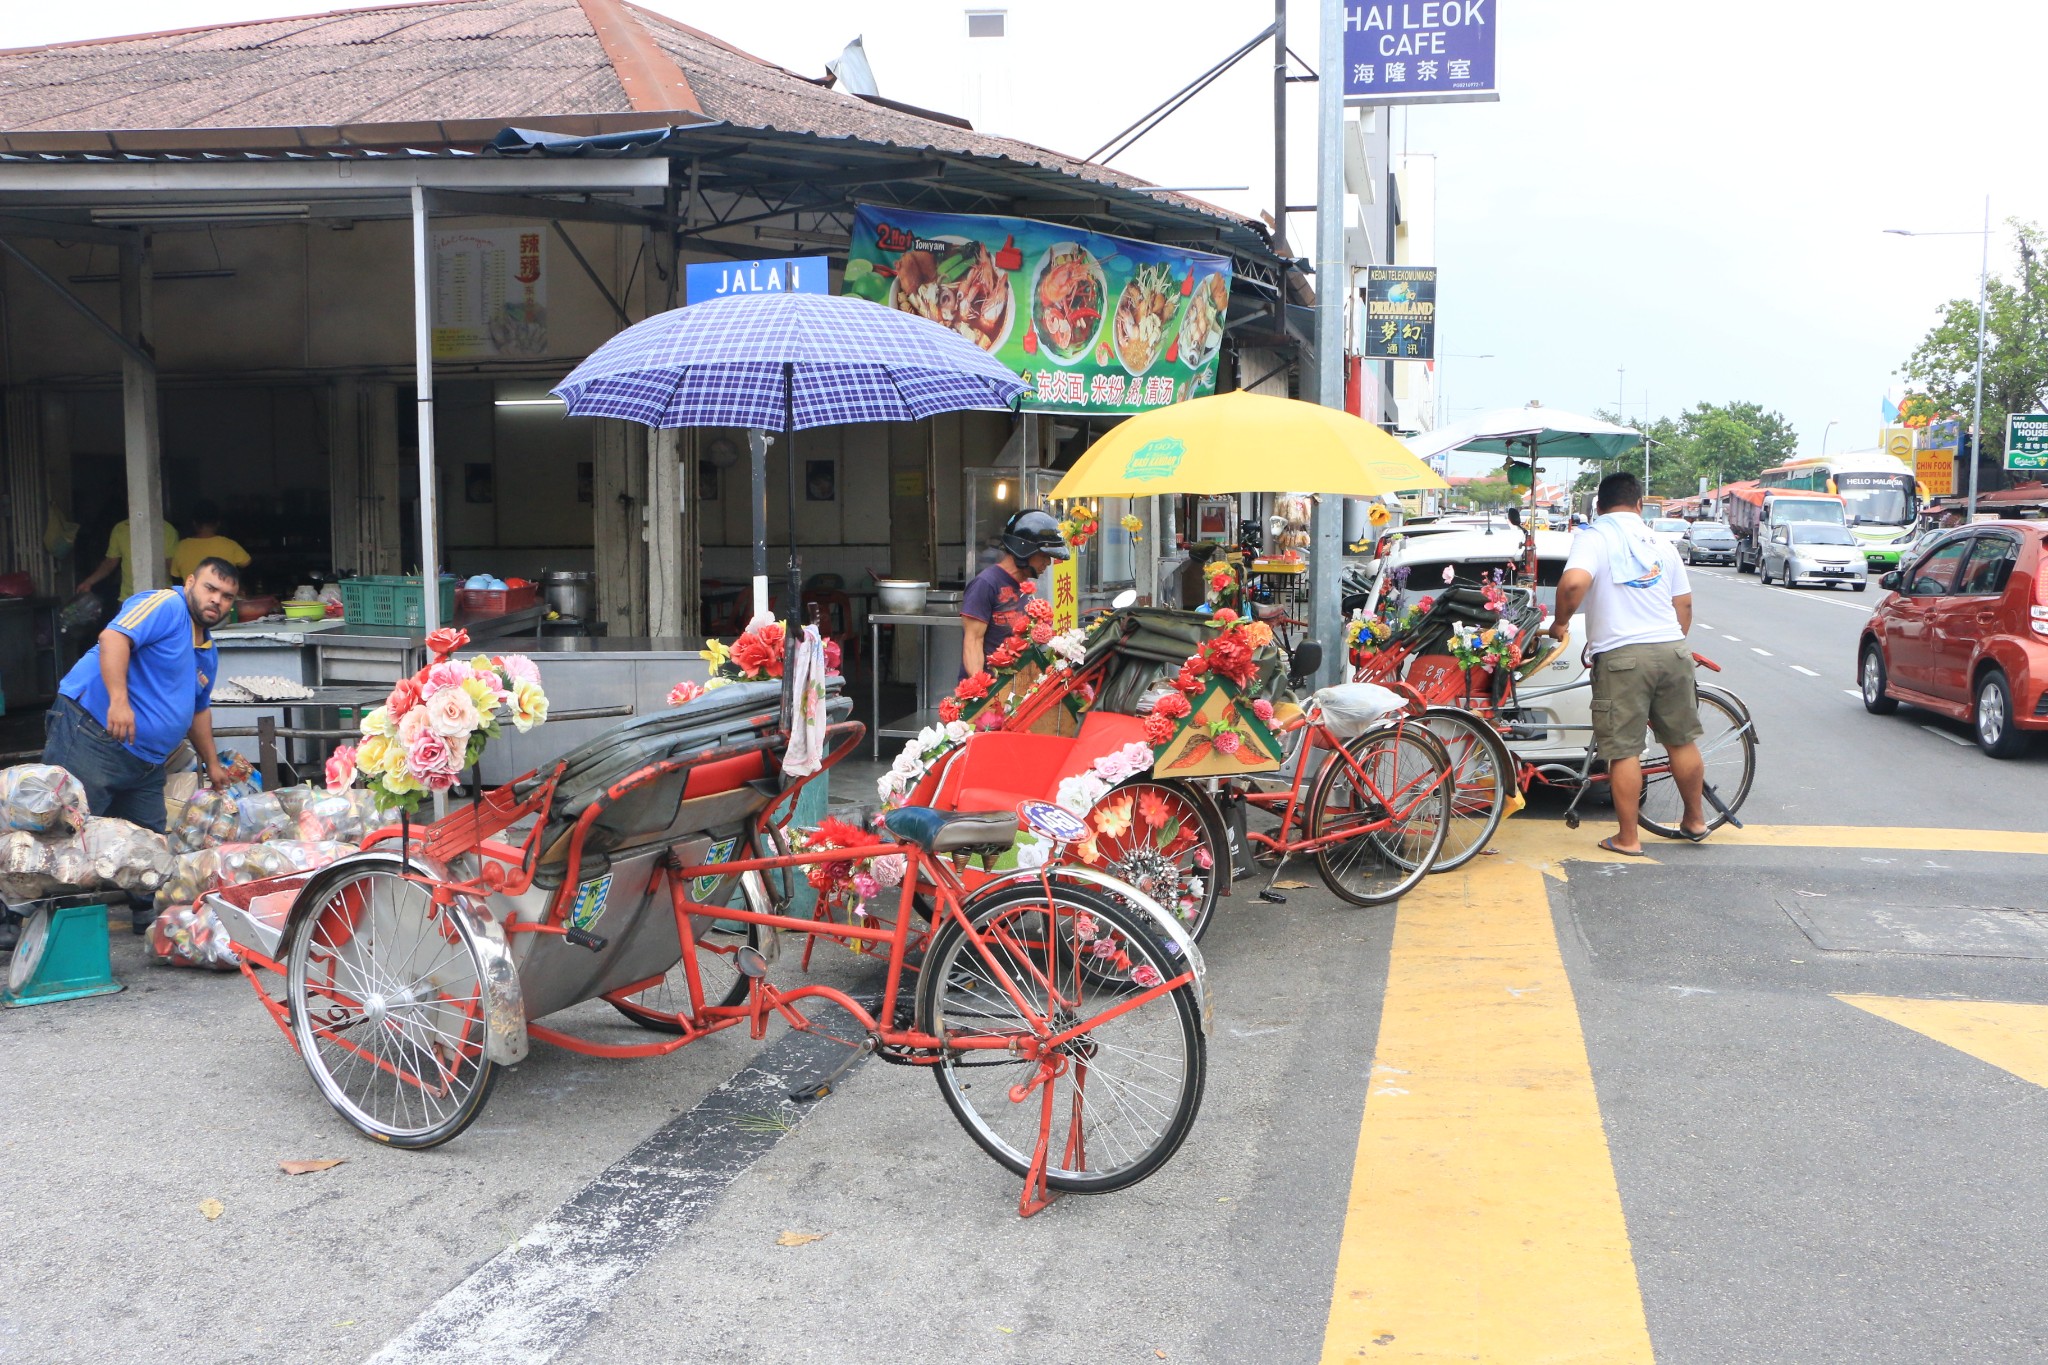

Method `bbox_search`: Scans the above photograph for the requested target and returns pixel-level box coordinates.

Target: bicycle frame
[1236,714,1445,859]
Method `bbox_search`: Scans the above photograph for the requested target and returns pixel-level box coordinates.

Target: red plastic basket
[455,583,539,616]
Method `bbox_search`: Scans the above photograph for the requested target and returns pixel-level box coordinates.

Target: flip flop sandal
[1596,837,1646,858]
[1680,827,1712,843]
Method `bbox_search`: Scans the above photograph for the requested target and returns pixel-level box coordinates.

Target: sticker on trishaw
[1018,800,1091,846]
[1154,682,1284,777]
[569,873,614,932]
[691,837,739,899]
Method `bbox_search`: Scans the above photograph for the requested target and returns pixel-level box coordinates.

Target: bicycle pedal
[1256,890,1288,904]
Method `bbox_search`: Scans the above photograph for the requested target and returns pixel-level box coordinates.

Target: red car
[1858,520,2048,757]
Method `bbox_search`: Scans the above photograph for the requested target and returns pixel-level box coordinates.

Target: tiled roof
[0,0,1259,235]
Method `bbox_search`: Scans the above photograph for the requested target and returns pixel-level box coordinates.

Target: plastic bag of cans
[149,839,358,970]
[0,829,92,902]
[170,788,297,853]
[0,764,90,838]
[292,788,382,845]
[80,818,175,898]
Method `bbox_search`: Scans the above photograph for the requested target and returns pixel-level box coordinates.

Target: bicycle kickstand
[1255,853,1293,904]
[1702,782,1745,830]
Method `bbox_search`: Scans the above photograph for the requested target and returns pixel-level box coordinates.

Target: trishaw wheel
[919,883,1205,1194]
[606,914,759,1033]
[1419,707,1514,872]
[1309,723,1452,906]
[1078,780,1225,941]
[1638,688,1755,838]
[283,854,498,1150]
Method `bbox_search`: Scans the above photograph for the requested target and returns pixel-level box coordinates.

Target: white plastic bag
[80,818,174,897]
[0,765,90,837]
[1311,683,1407,740]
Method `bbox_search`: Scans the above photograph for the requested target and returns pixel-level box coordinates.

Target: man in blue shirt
[45,558,241,834]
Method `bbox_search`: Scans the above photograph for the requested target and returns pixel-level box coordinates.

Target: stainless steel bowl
[874,579,929,613]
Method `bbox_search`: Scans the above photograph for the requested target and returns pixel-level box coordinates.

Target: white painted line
[1920,725,1974,748]
[1723,635,1741,642]
[1791,666,1820,677]
[1696,622,1713,630]
[1844,689,1862,698]
[1752,647,1773,656]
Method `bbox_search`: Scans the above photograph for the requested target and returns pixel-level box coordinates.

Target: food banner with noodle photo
[844,205,1232,417]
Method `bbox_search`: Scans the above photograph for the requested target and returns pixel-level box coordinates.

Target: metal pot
[540,570,594,622]
[874,579,929,613]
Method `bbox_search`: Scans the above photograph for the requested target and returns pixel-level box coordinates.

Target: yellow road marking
[1716,825,2048,856]
[1319,855,1652,1362]
[1835,995,2048,1089]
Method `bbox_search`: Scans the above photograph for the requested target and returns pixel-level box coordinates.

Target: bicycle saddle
[882,807,1018,854]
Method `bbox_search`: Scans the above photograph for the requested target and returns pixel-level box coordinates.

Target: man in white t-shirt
[1546,471,1708,853]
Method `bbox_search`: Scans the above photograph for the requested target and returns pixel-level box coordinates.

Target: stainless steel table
[869,611,961,758]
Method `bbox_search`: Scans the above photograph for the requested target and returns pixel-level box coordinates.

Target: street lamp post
[1437,352,1494,429]
[1884,198,1993,521]
[1822,419,1839,456]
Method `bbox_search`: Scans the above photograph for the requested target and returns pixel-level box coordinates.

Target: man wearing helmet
[961,509,1068,678]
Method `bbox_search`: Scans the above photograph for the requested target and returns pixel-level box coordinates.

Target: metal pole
[785,363,803,620]
[747,428,771,622]
[410,185,441,636]
[1308,0,1347,688]
[1969,194,1989,522]
[1274,0,1287,239]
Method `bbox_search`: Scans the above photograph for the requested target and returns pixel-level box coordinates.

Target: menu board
[845,205,1232,416]
[433,227,548,359]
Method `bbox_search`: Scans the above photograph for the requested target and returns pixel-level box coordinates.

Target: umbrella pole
[1523,439,1539,586]
[784,362,803,625]
[748,429,771,623]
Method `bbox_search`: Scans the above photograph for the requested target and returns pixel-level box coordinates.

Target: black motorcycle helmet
[1000,508,1070,562]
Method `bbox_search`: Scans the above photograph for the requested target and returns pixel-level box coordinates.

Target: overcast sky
[13,0,2048,466]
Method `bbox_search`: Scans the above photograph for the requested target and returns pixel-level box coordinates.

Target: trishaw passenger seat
[883,807,1019,854]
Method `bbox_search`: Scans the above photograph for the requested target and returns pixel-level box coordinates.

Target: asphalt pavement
[5,566,2048,1364]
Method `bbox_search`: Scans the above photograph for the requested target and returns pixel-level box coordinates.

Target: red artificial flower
[1029,623,1055,646]
[989,637,1025,669]
[1026,599,1055,623]
[1144,713,1177,745]
[812,815,880,851]
[1151,691,1191,720]
[1212,608,1238,623]
[823,637,844,674]
[1213,730,1243,756]
[1173,666,1205,695]
[938,698,962,723]
[729,625,785,678]
[386,676,422,718]
[955,671,994,701]
[1417,596,1436,615]
[1251,698,1276,722]
[977,705,1008,731]
[426,626,470,661]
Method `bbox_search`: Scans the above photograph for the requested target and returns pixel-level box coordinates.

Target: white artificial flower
[1055,772,1111,816]
[1014,833,1049,869]
[890,749,923,779]
[943,720,974,744]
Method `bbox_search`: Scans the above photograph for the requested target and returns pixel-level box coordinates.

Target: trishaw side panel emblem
[569,874,614,932]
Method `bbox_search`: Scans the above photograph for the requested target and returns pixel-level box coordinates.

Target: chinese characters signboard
[433,228,547,359]
[1051,558,1079,630]
[1361,265,1436,360]
[2005,412,2048,472]
[1918,420,1958,499]
[1343,2,1499,106]
[845,205,1232,416]
[685,255,829,304]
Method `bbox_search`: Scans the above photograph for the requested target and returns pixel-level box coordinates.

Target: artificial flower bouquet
[328,627,549,813]
[687,620,842,697]
[1141,609,1286,776]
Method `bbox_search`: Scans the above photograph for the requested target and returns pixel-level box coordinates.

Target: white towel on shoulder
[1589,513,1665,589]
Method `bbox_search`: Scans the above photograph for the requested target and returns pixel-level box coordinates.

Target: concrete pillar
[119,237,166,592]
[592,420,647,636]
[326,376,362,574]
[646,427,686,637]
[361,382,403,576]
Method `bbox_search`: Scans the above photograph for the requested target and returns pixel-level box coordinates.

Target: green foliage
[1900,220,2048,461]
[1454,479,1522,509]
[1572,401,1799,502]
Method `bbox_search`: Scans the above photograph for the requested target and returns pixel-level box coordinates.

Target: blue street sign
[685,255,830,304]
[1343,2,1499,106]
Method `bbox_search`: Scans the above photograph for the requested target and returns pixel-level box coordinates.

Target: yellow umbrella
[1048,390,1449,499]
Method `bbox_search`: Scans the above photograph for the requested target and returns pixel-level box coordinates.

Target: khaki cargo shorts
[1589,642,1704,761]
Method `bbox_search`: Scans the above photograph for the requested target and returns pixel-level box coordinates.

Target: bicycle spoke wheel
[1310,724,1451,906]
[1419,706,1514,872]
[1639,688,1755,838]
[1080,780,1223,940]
[284,855,497,1149]
[919,885,1205,1194]
[606,910,757,1033]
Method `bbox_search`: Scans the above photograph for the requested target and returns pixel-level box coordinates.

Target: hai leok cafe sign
[1343,2,1499,105]
[685,255,830,304]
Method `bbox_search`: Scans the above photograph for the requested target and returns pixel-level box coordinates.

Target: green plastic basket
[338,576,458,629]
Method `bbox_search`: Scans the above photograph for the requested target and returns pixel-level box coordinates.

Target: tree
[1900,220,2048,462]
[1570,401,1798,503]
[1457,478,1522,509]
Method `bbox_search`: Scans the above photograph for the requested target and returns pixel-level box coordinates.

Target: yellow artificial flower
[359,705,396,738]
[382,765,424,795]
[511,679,549,733]
[460,675,498,713]
[355,734,397,776]
[700,638,731,670]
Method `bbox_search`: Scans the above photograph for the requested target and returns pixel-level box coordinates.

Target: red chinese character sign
[1051,558,1080,630]
[845,205,1232,416]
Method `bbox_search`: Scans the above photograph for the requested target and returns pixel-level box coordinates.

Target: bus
[1755,450,1917,568]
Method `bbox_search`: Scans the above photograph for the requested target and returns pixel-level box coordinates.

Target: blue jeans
[42,696,169,833]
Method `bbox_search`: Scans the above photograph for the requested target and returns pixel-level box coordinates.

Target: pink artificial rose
[1131,963,1163,989]
[423,765,459,791]
[668,680,706,707]
[1194,846,1213,870]
[851,871,881,904]
[396,706,433,748]
[498,654,541,686]
[324,744,358,793]
[406,730,458,778]
[1213,731,1243,755]
[424,685,480,740]
[1251,698,1275,722]
[425,660,472,695]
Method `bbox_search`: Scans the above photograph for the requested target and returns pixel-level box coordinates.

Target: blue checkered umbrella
[552,290,1026,656]
[551,291,1025,429]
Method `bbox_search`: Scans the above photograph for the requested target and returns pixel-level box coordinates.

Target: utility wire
[1088,25,1276,166]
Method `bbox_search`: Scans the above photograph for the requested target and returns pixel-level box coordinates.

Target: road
[5,567,2048,1365]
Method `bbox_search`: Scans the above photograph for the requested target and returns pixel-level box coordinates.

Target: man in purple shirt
[961,509,1067,677]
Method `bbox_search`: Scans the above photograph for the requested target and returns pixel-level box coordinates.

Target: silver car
[1679,520,1738,566]
[1761,522,1868,591]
